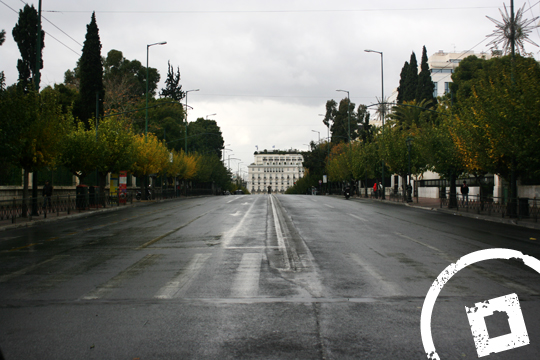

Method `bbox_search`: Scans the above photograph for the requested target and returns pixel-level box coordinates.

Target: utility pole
[31,0,43,216]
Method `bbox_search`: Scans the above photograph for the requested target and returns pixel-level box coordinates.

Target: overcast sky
[2,0,540,177]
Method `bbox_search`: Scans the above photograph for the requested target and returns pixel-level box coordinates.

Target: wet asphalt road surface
[1,194,540,359]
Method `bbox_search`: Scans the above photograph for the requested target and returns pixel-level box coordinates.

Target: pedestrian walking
[42,180,53,210]
[460,181,469,205]
[373,182,378,198]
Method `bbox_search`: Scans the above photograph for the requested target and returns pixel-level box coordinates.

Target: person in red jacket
[373,182,378,198]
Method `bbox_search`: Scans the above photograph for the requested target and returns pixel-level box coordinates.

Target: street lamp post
[311,130,320,144]
[336,90,350,143]
[184,89,200,152]
[146,41,167,141]
[365,49,385,199]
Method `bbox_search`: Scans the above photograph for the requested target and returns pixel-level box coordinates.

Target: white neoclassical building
[428,50,498,98]
[247,150,305,194]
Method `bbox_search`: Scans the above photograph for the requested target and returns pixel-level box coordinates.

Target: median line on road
[270,195,290,270]
[136,211,211,249]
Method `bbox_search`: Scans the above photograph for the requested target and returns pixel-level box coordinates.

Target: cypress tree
[76,12,103,128]
[403,52,418,102]
[416,46,435,106]
[12,4,44,91]
[160,61,184,101]
[396,61,409,104]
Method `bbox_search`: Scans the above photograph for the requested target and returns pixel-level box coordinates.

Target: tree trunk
[98,171,108,206]
[448,172,457,209]
[22,168,29,217]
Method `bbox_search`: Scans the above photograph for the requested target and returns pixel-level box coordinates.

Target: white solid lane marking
[222,199,258,247]
[270,195,290,270]
[395,232,442,252]
[231,253,263,297]
[349,213,367,222]
[154,253,211,299]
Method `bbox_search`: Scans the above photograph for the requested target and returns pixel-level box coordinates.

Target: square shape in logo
[465,293,529,357]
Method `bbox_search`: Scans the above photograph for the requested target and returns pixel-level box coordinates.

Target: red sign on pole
[119,171,127,204]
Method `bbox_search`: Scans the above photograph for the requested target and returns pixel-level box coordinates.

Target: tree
[0,88,71,205]
[12,4,44,91]
[416,46,435,106]
[130,133,170,196]
[403,52,418,102]
[448,55,486,106]
[95,116,135,202]
[418,104,465,208]
[330,97,357,143]
[61,121,100,184]
[103,49,160,98]
[160,61,185,101]
[187,118,224,158]
[452,55,540,191]
[76,12,103,128]
[192,154,231,191]
[326,143,352,182]
[396,61,409,104]
[132,98,185,152]
[0,29,6,91]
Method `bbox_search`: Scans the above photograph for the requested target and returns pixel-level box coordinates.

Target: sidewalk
[350,195,540,231]
[0,196,198,232]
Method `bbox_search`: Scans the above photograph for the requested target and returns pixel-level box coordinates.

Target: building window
[444,82,450,94]
[433,82,438,98]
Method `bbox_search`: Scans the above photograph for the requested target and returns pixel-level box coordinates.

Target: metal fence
[440,193,539,222]
[0,190,135,224]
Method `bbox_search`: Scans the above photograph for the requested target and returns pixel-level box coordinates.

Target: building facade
[428,50,498,98]
[247,151,305,194]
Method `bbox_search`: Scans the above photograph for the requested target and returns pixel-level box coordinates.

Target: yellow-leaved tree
[131,133,170,197]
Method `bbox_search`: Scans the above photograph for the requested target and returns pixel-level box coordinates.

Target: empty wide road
[1,194,540,359]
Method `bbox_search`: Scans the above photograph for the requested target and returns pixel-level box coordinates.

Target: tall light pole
[365,49,385,199]
[146,41,167,141]
[336,90,350,143]
[184,89,200,152]
[205,113,216,120]
[311,130,320,144]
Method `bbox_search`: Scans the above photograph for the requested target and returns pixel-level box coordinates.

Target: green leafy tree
[75,12,104,128]
[448,55,486,106]
[418,105,464,208]
[160,61,185,101]
[452,55,540,191]
[187,117,224,158]
[103,49,160,98]
[192,154,231,190]
[131,98,185,151]
[416,46,435,106]
[403,52,418,103]
[61,121,99,184]
[95,116,135,200]
[0,88,71,203]
[330,97,357,143]
[12,4,44,91]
